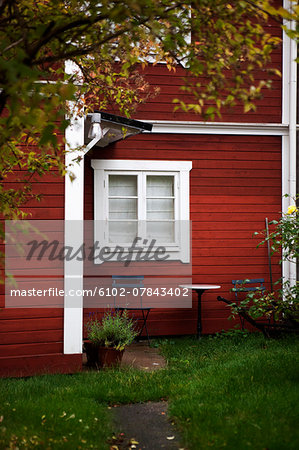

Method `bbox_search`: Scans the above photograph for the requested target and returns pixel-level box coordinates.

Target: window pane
[109,198,137,219]
[147,199,174,219]
[108,221,137,243]
[109,175,137,196]
[146,221,175,243]
[147,176,174,197]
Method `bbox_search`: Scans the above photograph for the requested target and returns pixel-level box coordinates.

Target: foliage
[229,198,299,328]
[0,0,298,224]
[230,283,298,324]
[210,325,251,340]
[257,201,299,263]
[86,310,138,350]
[0,335,298,449]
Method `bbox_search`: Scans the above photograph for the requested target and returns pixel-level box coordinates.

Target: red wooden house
[0,12,297,377]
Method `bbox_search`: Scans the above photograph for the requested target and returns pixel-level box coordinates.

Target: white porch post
[64,61,85,354]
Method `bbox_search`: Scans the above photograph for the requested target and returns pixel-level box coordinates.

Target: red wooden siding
[0,166,74,377]
[101,7,282,123]
[131,61,282,123]
[85,133,282,335]
[1,5,284,376]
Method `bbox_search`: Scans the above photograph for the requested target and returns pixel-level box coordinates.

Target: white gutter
[142,120,290,135]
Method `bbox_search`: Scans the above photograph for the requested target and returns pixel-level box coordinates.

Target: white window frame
[91,159,192,263]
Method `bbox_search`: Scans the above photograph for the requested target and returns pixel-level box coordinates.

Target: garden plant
[0,334,298,449]
[219,198,299,336]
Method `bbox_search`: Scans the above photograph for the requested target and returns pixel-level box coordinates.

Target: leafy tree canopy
[0,0,298,222]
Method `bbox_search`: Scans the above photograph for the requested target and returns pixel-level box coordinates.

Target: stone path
[120,342,167,371]
[115,343,183,449]
[112,401,184,449]
[84,342,184,448]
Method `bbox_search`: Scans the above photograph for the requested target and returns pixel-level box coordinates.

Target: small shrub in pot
[85,310,138,367]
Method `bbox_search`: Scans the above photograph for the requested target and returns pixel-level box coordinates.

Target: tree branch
[3,36,24,53]
[27,13,109,60]
[217,296,270,337]
[31,15,153,66]
[29,2,183,64]
[243,0,283,24]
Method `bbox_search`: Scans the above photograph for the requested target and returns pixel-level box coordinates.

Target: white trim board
[91,160,192,171]
[64,61,85,355]
[141,120,292,136]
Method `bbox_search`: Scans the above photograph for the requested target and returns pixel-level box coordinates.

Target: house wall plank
[85,133,282,335]
[0,166,66,375]
[1,8,284,373]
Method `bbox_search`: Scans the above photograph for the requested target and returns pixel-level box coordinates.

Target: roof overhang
[84,111,153,150]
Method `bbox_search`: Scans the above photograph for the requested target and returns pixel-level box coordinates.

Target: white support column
[282,1,297,286]
[288,14,297,287]
[282,135,290,283]
[64,61,85,354]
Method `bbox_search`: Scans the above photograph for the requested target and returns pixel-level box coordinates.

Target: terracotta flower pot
[84,341,99,367]
[97,347,124,368]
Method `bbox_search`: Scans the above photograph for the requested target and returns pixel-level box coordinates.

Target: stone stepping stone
[121,342,167,371]
[112,401,184,449]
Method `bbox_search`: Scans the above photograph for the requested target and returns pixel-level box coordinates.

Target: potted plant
[84,310,138,368]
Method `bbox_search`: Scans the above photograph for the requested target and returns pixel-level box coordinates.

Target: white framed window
[91,160,192,263]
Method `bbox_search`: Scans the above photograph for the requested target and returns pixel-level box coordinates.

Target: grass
[0,333,298,449]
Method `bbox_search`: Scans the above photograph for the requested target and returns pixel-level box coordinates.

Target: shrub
[230,198,298,329]
[86,310,138,350]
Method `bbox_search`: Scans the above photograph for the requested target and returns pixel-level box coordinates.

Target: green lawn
[0,333,298,449]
